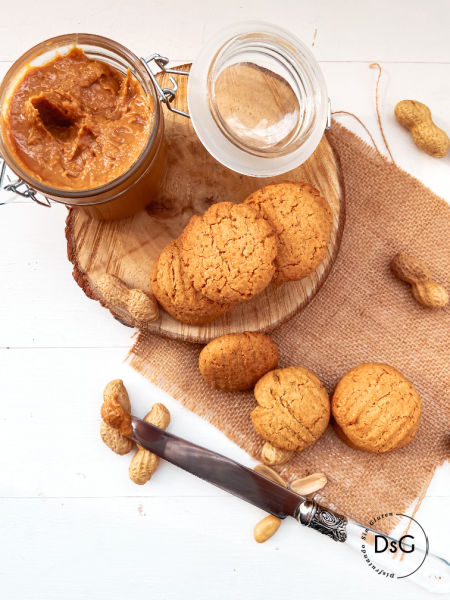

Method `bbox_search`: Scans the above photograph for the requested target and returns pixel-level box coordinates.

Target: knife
[130,415,449,593]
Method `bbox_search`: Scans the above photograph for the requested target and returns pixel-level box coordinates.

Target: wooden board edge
[65,210,135,329]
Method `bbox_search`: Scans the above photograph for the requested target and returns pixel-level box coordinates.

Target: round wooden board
[66,65,345,343]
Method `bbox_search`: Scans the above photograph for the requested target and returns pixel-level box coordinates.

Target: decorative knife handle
[296,499,348,542]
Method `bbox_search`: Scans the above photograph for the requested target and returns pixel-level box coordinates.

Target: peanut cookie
[199,332,278,391]
[151,241,230,325]
[179,202,277,304]
[245,182,333,284]
[331,363,421,453]
[251,366,330,451]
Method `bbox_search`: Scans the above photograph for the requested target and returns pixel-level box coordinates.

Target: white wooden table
[1,1,449,598]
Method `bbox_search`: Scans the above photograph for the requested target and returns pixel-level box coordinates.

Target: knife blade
[131,415,302,519]
[130,415,450,593]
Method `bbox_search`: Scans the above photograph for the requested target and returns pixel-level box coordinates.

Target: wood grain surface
[65,64,344,342]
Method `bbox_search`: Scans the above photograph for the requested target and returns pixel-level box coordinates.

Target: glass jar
[187,22,329,177]
[0,33,166,220]
[0,24,329,217]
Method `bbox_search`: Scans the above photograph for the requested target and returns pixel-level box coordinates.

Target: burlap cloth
[127,122,449,528]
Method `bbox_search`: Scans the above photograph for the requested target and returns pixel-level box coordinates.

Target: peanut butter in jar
[0,35,166,220]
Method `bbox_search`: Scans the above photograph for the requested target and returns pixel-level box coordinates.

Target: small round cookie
[245,181,333,284]
[199,332,278,391]
[179,202,277,304]
[331,363,421,453]
[251,366,330,451]
[151,241,231,325]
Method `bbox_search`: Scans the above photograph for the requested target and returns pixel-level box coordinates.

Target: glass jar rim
[0,33,160,200]
[187,22,328,177]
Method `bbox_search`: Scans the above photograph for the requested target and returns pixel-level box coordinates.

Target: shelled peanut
[252,464,327,543]
[390,252,448,308]
[253,463,287,487]
[253,464,287,543]
[254,516,282,543]
[260,442,293,466]
[290,473,328,495]
[394,100,449,158]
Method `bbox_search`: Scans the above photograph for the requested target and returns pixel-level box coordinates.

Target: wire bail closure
[0,156,51,207]
[141,54,191,119]
[141,54,331,129]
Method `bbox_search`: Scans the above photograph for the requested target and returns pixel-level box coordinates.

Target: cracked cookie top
[251,366,330,451]
[150,240,231,325]
[245,182,333,284]
[332,363,421,453]
[179,202,277,304]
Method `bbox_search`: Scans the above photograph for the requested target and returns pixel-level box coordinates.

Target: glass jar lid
[187,22,328,177]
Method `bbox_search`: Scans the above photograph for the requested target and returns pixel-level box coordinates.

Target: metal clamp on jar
[0,24,330,220]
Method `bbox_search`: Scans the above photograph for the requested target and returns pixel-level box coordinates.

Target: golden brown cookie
[251,366,330,451]
[179,202,277,304]
[245,182,333,284]
[199,332,278,391]
[331,363,421,453]
[151,241,231,325]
